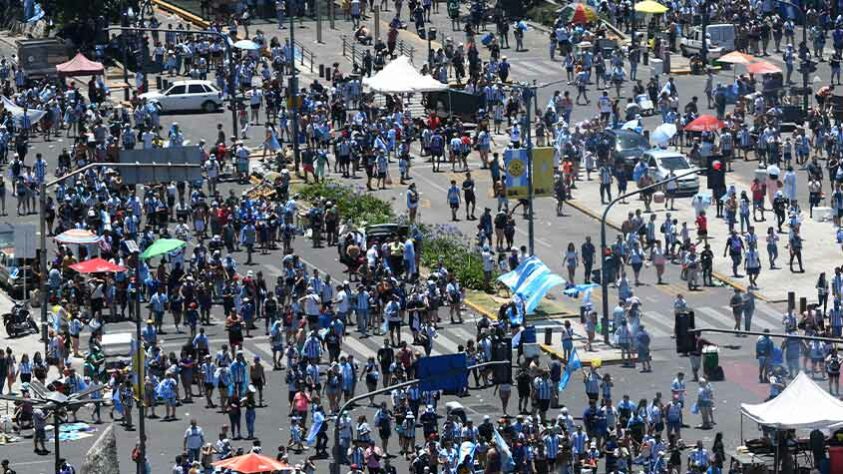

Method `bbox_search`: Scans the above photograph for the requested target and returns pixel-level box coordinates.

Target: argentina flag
[493,428,516,472]
[497,256,566,314]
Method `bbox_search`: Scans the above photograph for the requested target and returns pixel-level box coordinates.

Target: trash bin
[702,345,720,377]
[650,58,663,76]
[828,445,843,474]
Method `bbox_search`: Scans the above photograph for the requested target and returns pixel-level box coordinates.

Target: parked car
[680,24,736,59]
[642,149,700,194]
[140,80,223,112]
[606,129,650,177]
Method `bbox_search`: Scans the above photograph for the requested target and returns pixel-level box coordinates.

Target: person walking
[696,378,714,429]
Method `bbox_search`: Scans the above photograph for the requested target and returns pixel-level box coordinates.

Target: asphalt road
[0,8,832,472]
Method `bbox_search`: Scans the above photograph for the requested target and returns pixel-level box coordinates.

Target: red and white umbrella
[55,229,101,245]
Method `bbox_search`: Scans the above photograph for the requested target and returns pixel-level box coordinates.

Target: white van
[680,24,736,58]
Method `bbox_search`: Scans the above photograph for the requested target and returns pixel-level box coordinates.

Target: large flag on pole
[497,256,566,314]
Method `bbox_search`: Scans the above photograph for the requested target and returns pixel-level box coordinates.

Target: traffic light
[491,336,513,385]
[675,310,697,355]
[706,156,725,190]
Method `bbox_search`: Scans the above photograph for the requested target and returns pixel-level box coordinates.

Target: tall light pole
[289,14,301,174]
[599,169,700,343]
[775,0,809,111]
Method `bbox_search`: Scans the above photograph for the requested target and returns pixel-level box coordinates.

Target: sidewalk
[567,160,830,303]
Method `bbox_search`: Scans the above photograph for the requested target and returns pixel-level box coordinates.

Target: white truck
[680,24,736,59]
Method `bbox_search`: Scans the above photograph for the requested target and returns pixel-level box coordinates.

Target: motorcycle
[3,302,38,338]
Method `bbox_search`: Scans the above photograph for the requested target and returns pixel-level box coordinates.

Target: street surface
[0,2,834,473]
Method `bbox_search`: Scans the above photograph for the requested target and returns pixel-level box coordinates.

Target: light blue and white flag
[27,3,44,23]
[306,410,325,446]
[558,347,582,391]
[497,256,566,314]
[563,283,599,298]
[493,428,516,472]
[459,440,477,467]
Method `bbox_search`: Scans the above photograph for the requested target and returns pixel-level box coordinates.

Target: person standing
[696,379,714,429]
[183,419,205,463]
[462,172,476,220]
[447,180,461,221]
[743,288,756,333]
[729,289,744,333]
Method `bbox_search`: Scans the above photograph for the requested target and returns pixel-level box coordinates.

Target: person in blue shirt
[447,180,461,221]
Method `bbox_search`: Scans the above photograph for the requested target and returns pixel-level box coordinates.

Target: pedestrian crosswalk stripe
[433,331,462,353]
[252,341,274,358]
[641,310,673,338]
[262,263,283,277]
[341,335,376,361]
[516,60,559,76]
[452,327,478,343]
[719,305,777,331]
[696,306,736,329]
[757,303,783,320]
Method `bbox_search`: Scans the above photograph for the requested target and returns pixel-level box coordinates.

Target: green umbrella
[140,238,187,260]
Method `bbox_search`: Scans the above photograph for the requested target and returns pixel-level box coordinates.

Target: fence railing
[292,39,316,74]
[341,35,416,67]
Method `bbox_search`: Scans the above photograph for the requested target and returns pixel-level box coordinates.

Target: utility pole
[316,0,323,43]
[522,85,535,256]
[289,14,301,173]
[700,0,709,65]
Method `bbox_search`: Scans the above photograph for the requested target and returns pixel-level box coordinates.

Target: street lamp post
[599,169,700,343]
[700,0,709,65]
[428,27,438,66]
[775,0,810,111]
[289,14,302,174]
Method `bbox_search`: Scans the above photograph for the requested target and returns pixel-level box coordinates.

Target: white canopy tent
[741,372,843,430]
[362,56,448,94]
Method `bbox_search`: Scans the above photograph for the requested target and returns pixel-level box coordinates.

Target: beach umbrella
[684,114,725,132]
[233,39,261,51]
[651,123,678,145]
[69,258,126,274]
[557,3,600,24]
[212,452,294,473]
[746,60,782,75]
[140,238,186,261]
[718,51,756,65]
[634,0,669,14]
[55,229,101,245]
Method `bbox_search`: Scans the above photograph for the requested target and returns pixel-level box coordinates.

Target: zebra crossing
[510,57,566,79]
[637,301,785,340]
[154,322,492,365]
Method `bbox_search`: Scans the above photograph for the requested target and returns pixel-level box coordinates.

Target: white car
[642,149,700,194]
[140,80,223,113]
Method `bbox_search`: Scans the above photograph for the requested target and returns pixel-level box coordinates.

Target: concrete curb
[152,0,210,28]
[564,198,774,303]
[538,343,624,367]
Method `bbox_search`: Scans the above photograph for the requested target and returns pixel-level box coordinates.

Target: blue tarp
[417,353,468,393]
[497,256,566,314]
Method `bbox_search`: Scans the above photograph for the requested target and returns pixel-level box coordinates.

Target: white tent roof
[741,372,843,429]
[362,56,448,94]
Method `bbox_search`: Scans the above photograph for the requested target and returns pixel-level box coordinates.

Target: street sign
[503,148,529,199]
[118,146,204,184]
[417,353,468,394]
[532,147,555,197]
[14,224,36,259]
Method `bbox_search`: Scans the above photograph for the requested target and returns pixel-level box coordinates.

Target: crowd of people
[6,0,843,471]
